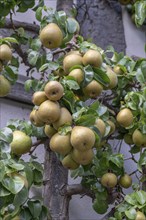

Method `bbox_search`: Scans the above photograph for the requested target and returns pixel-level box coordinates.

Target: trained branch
[66,184,95,199]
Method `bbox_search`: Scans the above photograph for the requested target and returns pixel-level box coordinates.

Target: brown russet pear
[39,23,63,49]
[0,75,11,97]
[53,107,72,130]
[10,130,32,155]
[61,154,79,170]
[106,66,118,89]
[32,91,48,106]
[71,148,94,165]
[70,126,95,151]
[37,100,61,123]
[94,118,106,137]
[44,124,56,138]
[63,53,83,74]
[29,109,45,127]
[50,133,72,156]
[44,81,64,101]
[116,108,133,128]
[68,68,84,85]
[83,80,103,99]
[101,173,118,188]
[0,44,12,61]
[82,49,102,67]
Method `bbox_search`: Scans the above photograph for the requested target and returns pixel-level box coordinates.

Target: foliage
[0,1,146,219]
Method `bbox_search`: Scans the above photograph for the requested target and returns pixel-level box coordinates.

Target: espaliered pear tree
[0,1,146,220]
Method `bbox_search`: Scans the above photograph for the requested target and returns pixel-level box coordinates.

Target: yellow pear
[44,81,64,101]
[106,66,118,89]
[63,53,83,74]
[29,109,45,127]
[71,148,94,165]
[82,49,102,67]
[113,65,123,75]
[68,68,84,85]
[94,118,106,137]
[0,44,12,61]
[32,91,48,106]
[50,133,72,156]
[39,23,63,49]
[44,124,56,138]
[83,80,103,99]
[119,174,132,189]
[37,100,61,123]
[101,173,118,188]
[116,108,133,128]
[107,120,116,135]
[132,129,146,147]
[10,130,32,155]
[61,154,79,170]
[0,75,11,97]
[70,126,95,151]
[53,107,72,130]
[135,211,146,220]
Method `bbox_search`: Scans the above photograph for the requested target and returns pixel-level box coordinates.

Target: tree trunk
[43,144,70,220]
[56,0,74,16]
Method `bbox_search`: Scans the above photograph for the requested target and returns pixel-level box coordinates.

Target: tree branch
[4,18,39,33]
[56,0,74,16]
[100,207,115,220]
[66,184,95,199]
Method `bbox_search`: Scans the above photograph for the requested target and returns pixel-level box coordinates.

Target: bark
[56,0,74,16]
[142,165,146,191]
[43,144,70,220]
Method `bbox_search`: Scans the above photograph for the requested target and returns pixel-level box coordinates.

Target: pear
[132,129,146,147]
[10,130,32,155]
[44,81,64,101]
[30,109,45,127]
[0,44,12,61]
[71,148,94,165]
[53,107,72,130]
[0,75,11,97]
[37,100,61,123]
[83,80,103,99]
[119,174,132,189]
[94,118,106,137]
[44,124,56,138]
[116,108,133,128]
[12,216,20,220]
[63,53,83,74]
[68,68,84,85]
[39,23,63,49]
[70,126,95,151]
[50,133,72,156]
[107,120,116,136]
[61,154,79,170]
[113,65,123,75]
[135,211,146,220]
[101,173,118,188]
[82,49,102,67]
[32,91,48,106]
[106,66,118,89]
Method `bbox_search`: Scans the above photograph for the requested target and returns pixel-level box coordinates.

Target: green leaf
[75,114,96,126]
[67,17,78,34]
[39,61,59,72]
[20,207,32,220]
[30,38,42,51]
[109,154,124,169]
[28,50,39,66]
[35,6,43,21]
[28,200,42,218]
[0,127,13,143]
[0,161,5,182]
[31,161,43,172]
[135,190,146,205]
[136,68,145,85]
[125,208,136,220]
[82,65,94,87]
[0,184,11,197]
[62,78,80,90]
[3,66,18,84]
[8,162,24,171]
[135,1,146,26]
[93,197,108,214]
[93,67,110,87]
[14,187,28,207]
[125,193,137,206]
[138,150,146,171]
[1,37,19,44]
[2,176,24,194]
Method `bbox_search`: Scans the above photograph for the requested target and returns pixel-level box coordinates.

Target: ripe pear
[113,65,123,75]
[61,154,79,170]
[10,130,32,155]
[135,211,146,220]
[106,66,118,89]
[53,107,72,130]
[71,148,94,165]
[107,120,116,135]
[68,68,84,85]
[70,126,95,151]
[29,109,45,127]
[132,129,146,147]
[83,80,103,99]
[44,81,64,101]
[0,75,11,97]
[37,100,61,123]
[0,44,12,61]
[12,216,20,220]
[94,118,106,137]
[82,49,102,67]
[116,108,133,128]
[44,124,56,138]
[32,91,48,106]
[63,53,83,74]
[39,23,63,49]
[101,173,118,188]
[50,133,72,156]
[119,174,132,189]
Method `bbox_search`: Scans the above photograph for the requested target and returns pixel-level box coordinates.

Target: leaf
[28,50,39,66]
[28,200,42,218]
[0,184,11,197]
[39,61,59,72]
[135,190,146,205]
[2,176,24,194]
[93,67,110,87]
[136,68,145,85]
[0,161,5,182]
[31,161,43,172]
[125,208,136,220]
[35,7,43,21]
[30,38,42,51]
[1,37,19,44]
[125,193,137,206]
[62,78,80,90]
[0,127,13,143]
[75,114,96,126]
[92,197,108,214]
[109,154,124,168]
[138,150,146,171]
[67,17,78,34]
[135,1,146,26]
[14,187,28,207]
[82,65,94,87]
[8,162,24,171]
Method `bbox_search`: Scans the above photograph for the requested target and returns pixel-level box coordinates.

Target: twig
[29,138,46,155]
[66,184,95,199]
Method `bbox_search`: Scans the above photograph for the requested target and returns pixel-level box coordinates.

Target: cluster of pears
[0,43,12,97]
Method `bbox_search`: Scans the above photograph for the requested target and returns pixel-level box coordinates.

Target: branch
[4,18,39,33]
[100,207,115,220]
[66,184,95,199]
[142,165,146,191]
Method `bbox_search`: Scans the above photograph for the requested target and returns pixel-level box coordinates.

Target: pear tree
[0,1,146,220]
